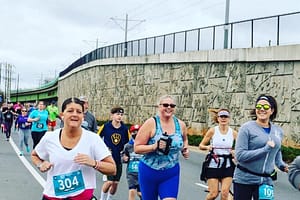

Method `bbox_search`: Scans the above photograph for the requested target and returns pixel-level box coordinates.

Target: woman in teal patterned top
[134,95,189,200]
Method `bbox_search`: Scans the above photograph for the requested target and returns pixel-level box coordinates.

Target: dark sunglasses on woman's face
[219,115,229,118]
[160,103,176,108]
[255,104,270,110]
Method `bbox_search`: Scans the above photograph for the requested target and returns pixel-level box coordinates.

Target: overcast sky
[0,0,299,90]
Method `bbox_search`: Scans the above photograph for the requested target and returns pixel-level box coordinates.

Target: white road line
[9,138,46,187]
[195,182,208,189]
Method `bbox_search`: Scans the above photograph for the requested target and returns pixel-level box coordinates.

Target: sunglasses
[219,115,229,118]
[255,104,271,110]
[160,103,176,108]
[21,110,27,112]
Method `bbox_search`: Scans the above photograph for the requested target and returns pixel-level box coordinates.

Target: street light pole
[16,73,19,102]
[124,13,128,56]
[224,0,230,49]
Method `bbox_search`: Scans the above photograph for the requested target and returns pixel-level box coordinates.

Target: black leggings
[4,122,13,139]
[31,131,46,148]
[233,182,259,200]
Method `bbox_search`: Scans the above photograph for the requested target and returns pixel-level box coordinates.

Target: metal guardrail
[59,11,300,77]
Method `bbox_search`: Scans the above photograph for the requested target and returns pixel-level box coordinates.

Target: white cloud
[0,0,299,89]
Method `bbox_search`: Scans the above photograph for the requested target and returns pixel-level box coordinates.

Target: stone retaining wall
[58,45,300,146]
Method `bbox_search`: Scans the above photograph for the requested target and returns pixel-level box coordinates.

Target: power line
[146,0,223,23]
[110,14,145,56]
[127,0,172,19]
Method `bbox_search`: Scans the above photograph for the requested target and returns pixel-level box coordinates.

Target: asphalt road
[1,129,298,200]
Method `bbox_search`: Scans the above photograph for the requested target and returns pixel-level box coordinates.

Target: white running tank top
[208,126,234,168]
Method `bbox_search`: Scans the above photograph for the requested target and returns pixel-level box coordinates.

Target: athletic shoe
[19,151,24,156]
[26,146,30,153]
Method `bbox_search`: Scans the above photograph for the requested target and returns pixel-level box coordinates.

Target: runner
[199,108,237,200]
[46,101,60,131]
[98,106,130,200]
[31,97,116,200]
[15,108,31,155]
[122,124,143,200]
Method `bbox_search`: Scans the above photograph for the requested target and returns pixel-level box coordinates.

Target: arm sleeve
[275,149,286,170]
[235,125,271,163]
[275,129,287,170]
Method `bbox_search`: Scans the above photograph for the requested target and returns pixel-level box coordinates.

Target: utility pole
[0,63,2,91]
[82,38,107,51]
[224,0,230,49]
[4,63,12,103]
[110,13,145,56]
[16,73,19,102]
[124,14,128,56]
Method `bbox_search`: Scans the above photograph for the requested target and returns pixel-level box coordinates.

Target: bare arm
[95,156,116,175]
[31,150,53,172]
[199,127,214,151]
[180,120,189,159]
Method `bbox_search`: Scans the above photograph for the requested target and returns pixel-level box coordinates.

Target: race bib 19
[259,184,274,200]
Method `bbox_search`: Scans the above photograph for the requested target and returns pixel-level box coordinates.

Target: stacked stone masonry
[58,45,300,146]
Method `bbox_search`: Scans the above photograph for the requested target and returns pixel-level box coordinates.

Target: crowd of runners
[1,94,299,200]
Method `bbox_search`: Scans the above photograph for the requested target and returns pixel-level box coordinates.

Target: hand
[123,155,129,162]
[181,147,189,159]
[230,149,235,155]
[38,161,53,172]
[151,142,158,152]
[282,165,289,173]
[207,145,213,151]
[267,140,275,148]
[35,116,40,122]
[74,153,93,166]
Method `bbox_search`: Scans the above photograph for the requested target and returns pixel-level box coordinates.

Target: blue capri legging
[138,161,180,200]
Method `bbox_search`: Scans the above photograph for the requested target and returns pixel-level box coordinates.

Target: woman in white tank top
[199,108,238,200]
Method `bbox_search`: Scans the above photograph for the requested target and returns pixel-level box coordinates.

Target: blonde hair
[208,108,230,123]
[157,95,176,105]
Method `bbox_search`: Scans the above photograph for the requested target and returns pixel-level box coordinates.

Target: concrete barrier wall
[58,44,300,146]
